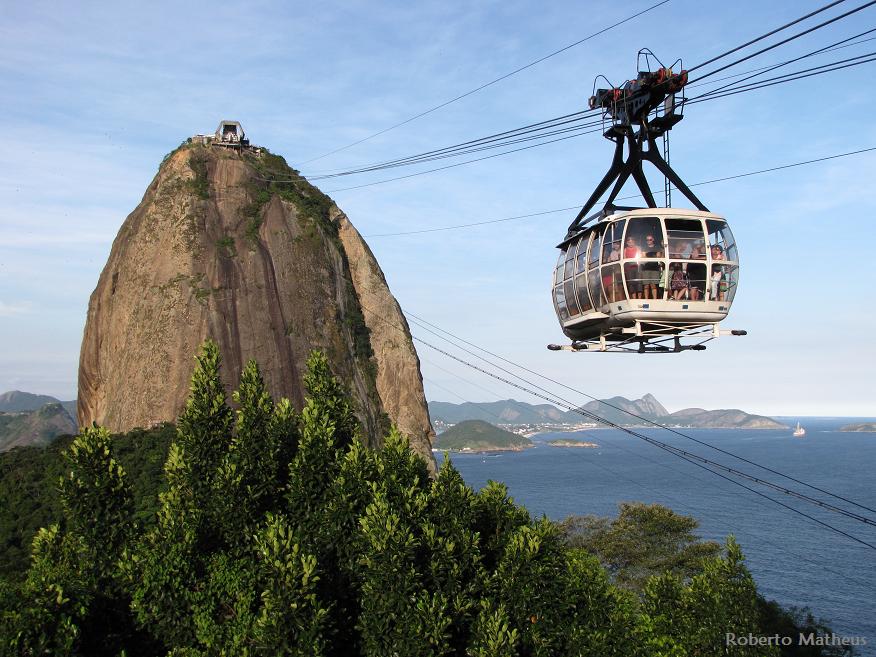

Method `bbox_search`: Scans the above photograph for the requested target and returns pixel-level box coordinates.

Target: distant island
[548,439,599,448]
[839,422,876,432]
[433,420,533,452]
[429,395,787,432]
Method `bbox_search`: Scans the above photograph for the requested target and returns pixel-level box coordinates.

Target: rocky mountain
[566,394,669,425]
[0,403,77,452]
[431,396,786,429]
[433,420,532,451]
[667,408,783,429]
[78,141,434,468]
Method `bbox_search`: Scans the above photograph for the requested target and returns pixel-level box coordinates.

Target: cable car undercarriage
[550,52,746,353]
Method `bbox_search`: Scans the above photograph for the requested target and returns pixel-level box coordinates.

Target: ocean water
[437,418,876,654]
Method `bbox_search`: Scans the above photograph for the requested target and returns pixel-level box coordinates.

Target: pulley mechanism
[566,51,707,241]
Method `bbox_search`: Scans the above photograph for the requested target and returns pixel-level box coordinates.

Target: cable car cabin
[552,208,740,352]
[549,54,746,352]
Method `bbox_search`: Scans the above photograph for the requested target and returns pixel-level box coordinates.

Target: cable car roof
[558,207,727,249]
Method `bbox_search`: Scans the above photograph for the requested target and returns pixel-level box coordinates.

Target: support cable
[301,0,671,165]
[361,146,876,237]
[686,0,850,74]
[690,0,876,82]
[406,311,876,517]
[407,329,876,550]
[401,313,876,528]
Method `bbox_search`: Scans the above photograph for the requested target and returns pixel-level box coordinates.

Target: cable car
[549,53,745,353]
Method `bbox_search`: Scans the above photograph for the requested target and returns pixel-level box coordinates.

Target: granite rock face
[78,144,434,468]
[335,209,436,463]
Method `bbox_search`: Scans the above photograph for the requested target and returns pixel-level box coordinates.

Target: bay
[437,417,876,654]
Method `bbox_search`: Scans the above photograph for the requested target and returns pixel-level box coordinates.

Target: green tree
[125,442,201,648]
[2,340,809,657]
[252,513,328,656]
[560,502,722,592]
[175,339,233,506]
[60,425,134,576]
[216,359,282,547]
[8,426,154,656]
[643,537,776,657]
[302,351,360,451]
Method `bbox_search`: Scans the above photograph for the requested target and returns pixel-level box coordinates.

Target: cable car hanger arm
[565,63,708,240]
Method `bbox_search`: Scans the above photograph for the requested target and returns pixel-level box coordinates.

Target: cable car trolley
[549,51,746,353]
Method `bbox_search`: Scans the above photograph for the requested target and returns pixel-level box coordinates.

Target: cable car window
[665,218,705,259]
[626,216,664,249]
[601,222,622,264]
[564,279,579,316]
[602,263,622,303]
[555,250,566,286]
[709,264,733,301]
[626,218,665,300]
[575,235,589,274]
[621,229,641,300]
[707,220,737,262]
[563,247,575,280]
[686,262,707,301]
[587,268,603,308]
[575,272,593,313]
[554,285,569,321]
[588,231,602,268]
[719,264,739,303]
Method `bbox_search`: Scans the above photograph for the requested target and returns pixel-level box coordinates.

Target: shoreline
[433,444,535,455]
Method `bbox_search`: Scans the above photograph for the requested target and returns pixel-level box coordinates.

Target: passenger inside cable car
[552,210,738,336]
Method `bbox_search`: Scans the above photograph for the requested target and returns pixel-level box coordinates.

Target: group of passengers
[608,234,729,302]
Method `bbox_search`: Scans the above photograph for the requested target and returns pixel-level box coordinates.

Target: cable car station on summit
[550,53,746,354]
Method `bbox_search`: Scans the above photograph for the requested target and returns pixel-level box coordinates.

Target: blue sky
[2,0,875,415]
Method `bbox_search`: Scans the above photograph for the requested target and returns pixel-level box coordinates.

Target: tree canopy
[0,341,841,656]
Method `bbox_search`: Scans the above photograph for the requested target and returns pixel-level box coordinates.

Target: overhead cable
[321,54,876,193]
[406,309,876,518]
[404,327,876,550]
[686,27,876,93]
[690,0,876,82]
[685,0,850,74]
[300,0,671,165]
[402,313,876,529]
[307,0,868,179]
[362,146,876,237]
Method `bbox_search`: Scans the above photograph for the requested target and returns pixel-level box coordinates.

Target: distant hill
[430,396,786,430]
[433,420,533,451]
[0,391,60,412]
[667,408,784,429]
[429,400,567,425]
[0,390,77,420]
[0,403,77,452]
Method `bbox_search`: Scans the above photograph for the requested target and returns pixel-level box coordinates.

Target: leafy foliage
[560,502,723,592]
[0,341,851,656]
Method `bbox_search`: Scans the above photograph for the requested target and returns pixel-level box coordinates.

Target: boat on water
[793,422,806,437]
